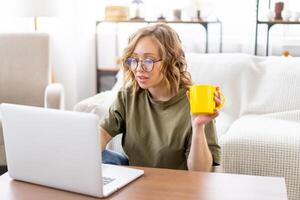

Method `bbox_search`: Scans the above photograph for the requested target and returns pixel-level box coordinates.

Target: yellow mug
[189,84,225,114]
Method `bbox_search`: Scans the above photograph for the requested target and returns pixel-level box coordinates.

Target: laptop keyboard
[103,176,115,185]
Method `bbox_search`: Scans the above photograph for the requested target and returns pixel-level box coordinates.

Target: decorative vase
[274,2,284,20]
[173,9,182,21]
[129,0,145,20]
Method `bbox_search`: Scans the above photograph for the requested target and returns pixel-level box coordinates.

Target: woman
[100,24,222,171]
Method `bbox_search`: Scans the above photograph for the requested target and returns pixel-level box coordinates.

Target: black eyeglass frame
[124,57,162,72]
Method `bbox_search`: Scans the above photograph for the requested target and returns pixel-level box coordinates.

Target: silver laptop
[0,103,144,198]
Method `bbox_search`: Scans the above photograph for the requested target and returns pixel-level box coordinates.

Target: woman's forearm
[187,125,213,171]
[100,127,112,152]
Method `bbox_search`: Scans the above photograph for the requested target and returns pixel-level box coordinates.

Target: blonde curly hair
[121,23,192,94]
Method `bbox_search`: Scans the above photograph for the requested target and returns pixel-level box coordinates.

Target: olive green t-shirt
[100,87,220,170]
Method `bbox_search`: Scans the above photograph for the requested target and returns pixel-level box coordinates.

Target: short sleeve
[100,89,126,137]
[185,120,221,165]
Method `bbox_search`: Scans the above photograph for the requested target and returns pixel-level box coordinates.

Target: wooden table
[0,167,287,200]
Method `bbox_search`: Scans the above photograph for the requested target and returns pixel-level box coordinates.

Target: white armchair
[0,33,64,168]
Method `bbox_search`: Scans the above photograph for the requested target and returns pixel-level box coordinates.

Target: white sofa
[0,33,65,168]
[74,53,300,200]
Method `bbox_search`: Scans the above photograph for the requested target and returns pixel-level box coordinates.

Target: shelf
[96,19,223,55]
[97,67,119,93]
[257,20,300,25]
[255,0,300,56]
[96,20,221,25]
[97,67,120,73]
[96,19,223,92]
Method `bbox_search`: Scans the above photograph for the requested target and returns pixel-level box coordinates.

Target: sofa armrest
[44,83,65,109]
[220,115,300,200]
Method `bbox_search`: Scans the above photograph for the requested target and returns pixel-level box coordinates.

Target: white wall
[44,0,97,109]
[0,0,98,110]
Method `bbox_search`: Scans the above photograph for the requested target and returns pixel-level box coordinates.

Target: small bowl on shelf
[281,9,291,22]
[266,9,275,21]
[290,11,300,22]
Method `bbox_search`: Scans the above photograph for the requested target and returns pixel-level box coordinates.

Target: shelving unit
[96,68,119,92]
[255,0,300,55]
[96,19,223,93]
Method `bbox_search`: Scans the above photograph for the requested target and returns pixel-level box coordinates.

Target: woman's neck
[148,86,175,102]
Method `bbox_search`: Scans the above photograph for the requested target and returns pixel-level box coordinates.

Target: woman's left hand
[188,87,223,127]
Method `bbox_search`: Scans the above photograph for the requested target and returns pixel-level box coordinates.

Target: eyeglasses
[124,57,162,72]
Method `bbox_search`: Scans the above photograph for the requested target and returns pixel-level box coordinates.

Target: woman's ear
[186,91,190,100]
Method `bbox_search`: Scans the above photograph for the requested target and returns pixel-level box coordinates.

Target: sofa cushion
[186,53,263,119]
[215,112,236,138]
[186,53,300,118]
[220,114,300,200]
[74,90,118,121]
[241,58,300,115]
